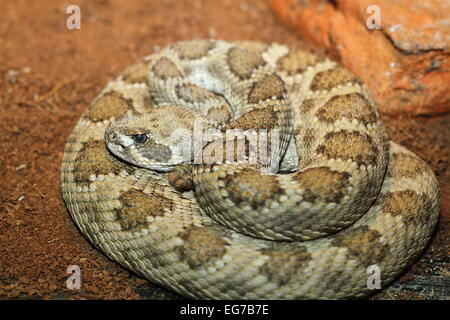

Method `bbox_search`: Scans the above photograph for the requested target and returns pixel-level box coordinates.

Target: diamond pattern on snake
[61,40,439,299]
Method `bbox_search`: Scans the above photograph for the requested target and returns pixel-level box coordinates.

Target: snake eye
[132,134,148,144]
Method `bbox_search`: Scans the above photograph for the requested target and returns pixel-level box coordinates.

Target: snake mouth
[106,141,130,166]
[104,128,134,164]
[107,142,124,155]
[105,127,135,152]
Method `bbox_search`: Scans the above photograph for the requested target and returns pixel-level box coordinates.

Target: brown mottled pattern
[293,167,350,203]
[302,128,315,150]
[61,40,440,299]
[299,98,317,113]
[176,83,216,103]
[227,46,266,79]
[248,74,286,103]
[259,246,311,285]
[383,190,433,225]
[317,130,379,166]
[173,39,215,60]
[235,41,268,55]
[122,61,151,84]
[206,105,232,125]
[177,225,227,268]
[315,93,377,126]
[114,189,169,231]
[391,153,427,178]
[152,57,183,80]
[277,50,322,75]
[73,139,132,184]
[167,165,194,192]
[332,226,389,267]
[223,168,283,209]
[224,105,279,131]
[84,91,134,122]
[310,67,362,91]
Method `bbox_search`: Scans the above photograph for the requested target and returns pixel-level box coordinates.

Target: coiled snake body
[61,40,439,299]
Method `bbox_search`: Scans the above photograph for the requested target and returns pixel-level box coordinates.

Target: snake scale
[61,40,440,299]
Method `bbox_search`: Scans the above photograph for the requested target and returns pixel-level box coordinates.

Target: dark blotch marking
[315,93,377,126]
[114,189,170,231]
[248,74,287,104]
[173,40,215,60]
[259,245,312,285]
[293,166,350,203]
[277,50,323,75]
[122,61,151,84]
[168,165,194,192]
[223,168,283,210]
[391,153,427,179]
[176,225,227,269]
[310,67,362,91]
[301,128,316,151]
[299,98,317,113]
[224,105,279,131]
[383,190,434,225]
[227,46,266,80]
[235,41,269,55]
[175,83,216,103]
[332,226,389,267]
[73,139,133,184]
[316,130,379,166]
[152,57,183,80]
[84,91,134,122]
[206,104,232,125]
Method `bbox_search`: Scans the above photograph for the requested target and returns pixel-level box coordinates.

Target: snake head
[105,106,198,172]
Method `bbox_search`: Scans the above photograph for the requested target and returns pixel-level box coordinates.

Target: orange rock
[269,0,450,115]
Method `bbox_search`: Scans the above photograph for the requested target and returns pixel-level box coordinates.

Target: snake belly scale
[61,40,439,299]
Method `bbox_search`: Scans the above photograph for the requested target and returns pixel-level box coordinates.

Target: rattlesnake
[61,40,440,299]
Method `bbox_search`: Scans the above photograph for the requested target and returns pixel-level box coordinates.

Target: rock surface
[269,0,450,115]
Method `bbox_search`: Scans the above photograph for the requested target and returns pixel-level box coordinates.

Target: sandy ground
[0,0,448,299]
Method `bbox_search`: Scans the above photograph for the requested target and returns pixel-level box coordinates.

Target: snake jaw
[105,127,130,155]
